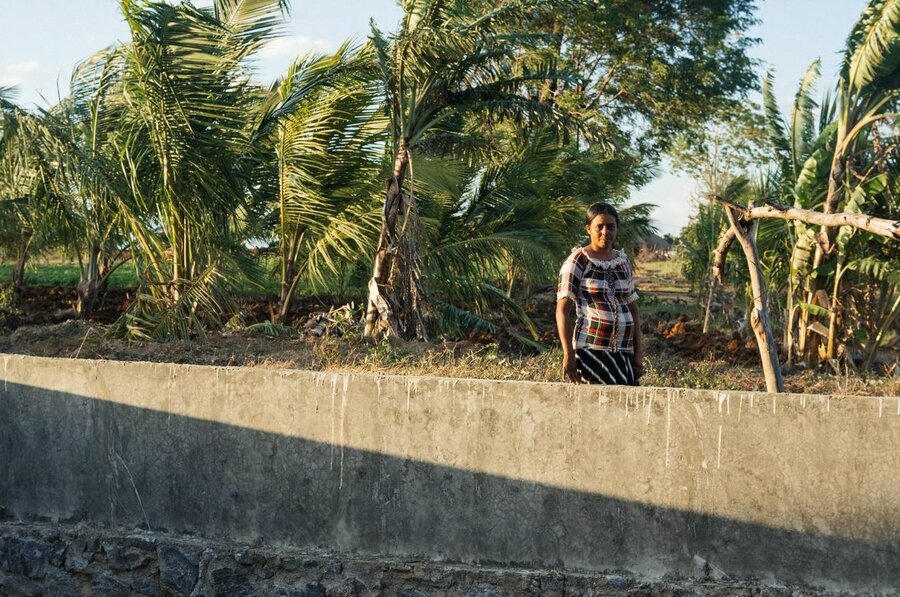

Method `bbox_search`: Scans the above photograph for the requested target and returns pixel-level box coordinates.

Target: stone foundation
[0,523,856,596]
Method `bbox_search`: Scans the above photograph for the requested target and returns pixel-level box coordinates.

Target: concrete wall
[0,354,897,593]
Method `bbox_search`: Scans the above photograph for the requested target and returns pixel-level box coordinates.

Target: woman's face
[585,213,617,251]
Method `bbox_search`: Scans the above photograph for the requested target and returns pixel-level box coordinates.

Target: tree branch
[710,195,900,240]
[711,226,736,283]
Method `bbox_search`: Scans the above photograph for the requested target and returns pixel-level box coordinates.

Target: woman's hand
[626,300,644,381]
[556,298,581,384]
[633,356,644,380]
[562,351,581,384]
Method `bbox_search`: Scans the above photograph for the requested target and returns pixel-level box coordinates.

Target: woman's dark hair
[585,202,619,226]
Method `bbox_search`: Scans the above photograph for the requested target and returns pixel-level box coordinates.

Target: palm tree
[112,0,289,339]
[31,48,136,316]
[253,45,385,324]
[363,0,584,341]
[759,62,833,362]
[409,132,655,348]
[0,100,45,293]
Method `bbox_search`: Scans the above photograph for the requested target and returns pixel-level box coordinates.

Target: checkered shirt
[557,248,639,352]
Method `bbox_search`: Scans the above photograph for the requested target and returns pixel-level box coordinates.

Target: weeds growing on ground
[0,285,23,328]
[2,318,896,395]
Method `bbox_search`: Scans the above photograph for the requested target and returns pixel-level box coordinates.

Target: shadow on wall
[0,381,897,593]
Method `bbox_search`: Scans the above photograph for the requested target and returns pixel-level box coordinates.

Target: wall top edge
[2,352,896,402]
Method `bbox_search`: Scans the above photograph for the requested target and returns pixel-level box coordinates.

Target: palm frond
[114,263,239,341]
[843,0,900,93]
[789,59,821,175]
[761,69,791,162]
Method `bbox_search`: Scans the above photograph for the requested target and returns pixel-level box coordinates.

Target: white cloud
[0,60,42,87]
[0,60,69,107]
[257,35,330,60]
[630,168,697,237]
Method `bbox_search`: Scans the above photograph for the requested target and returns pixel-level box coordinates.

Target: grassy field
[0,258,375,299]
[634,257,693,295]
[636,258,684,279]
[0,262,140,289]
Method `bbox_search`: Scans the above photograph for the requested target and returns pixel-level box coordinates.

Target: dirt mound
[653,316,763,365]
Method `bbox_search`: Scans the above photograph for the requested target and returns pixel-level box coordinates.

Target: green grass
[634,257,692,295]
[636,257,685,279]
[0,262,140,288]
[0,259,368,299]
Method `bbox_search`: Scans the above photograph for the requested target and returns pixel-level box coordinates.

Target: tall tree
[113,0,289,339]
[363,0,581,340]
[493,0,759,153]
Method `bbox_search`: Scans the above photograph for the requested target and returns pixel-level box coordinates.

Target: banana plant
[801,0,900,360]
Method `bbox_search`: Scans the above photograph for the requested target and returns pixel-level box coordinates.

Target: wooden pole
[722,206,785,393]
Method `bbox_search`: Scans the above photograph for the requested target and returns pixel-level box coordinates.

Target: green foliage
[678,178,753,295]
[485,0,759,152]
[0,284,22,328]
[256,44,385,321]
[244,321,296,338]
[669,104,770,194]
[0,0,773,348]
[416,131,655,347]
[113,264,240,341]
[675,1,900,371]
[843,0,900,93]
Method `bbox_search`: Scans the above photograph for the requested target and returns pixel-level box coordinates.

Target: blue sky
[0,0,867,235]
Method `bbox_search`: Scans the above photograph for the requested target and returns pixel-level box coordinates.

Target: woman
[555,202,643,385]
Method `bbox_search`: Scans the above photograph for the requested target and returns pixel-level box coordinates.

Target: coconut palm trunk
[361,0,584,339]
[77,244,103,317]
[11,234,30,294]
[364,141,428,339]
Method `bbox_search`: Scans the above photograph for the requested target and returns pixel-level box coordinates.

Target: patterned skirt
[575,348,638,386]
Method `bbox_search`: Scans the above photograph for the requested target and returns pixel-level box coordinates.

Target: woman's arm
[627,300,644,379]
[556,297,580,383]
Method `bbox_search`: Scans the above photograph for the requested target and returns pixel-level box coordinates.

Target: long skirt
[575,348,638,386]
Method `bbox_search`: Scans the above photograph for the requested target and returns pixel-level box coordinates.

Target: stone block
[158,543,199,596]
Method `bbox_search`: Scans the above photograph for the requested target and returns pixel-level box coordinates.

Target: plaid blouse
[557,248,639,352]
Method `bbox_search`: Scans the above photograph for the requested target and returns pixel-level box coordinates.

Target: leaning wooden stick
[721,204,785,393]
[711,227,736,283]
